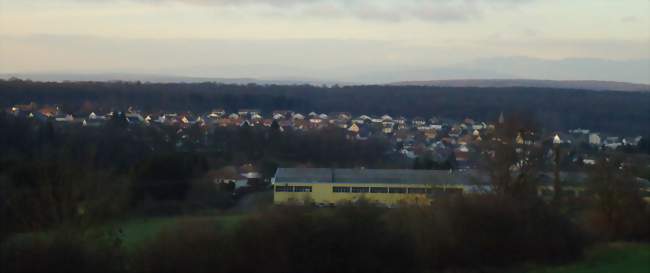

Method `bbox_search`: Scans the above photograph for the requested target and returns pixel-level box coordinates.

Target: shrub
[385,196,584,272]
[1,229,125,273]
[131,218,227,273]
[132,198,584,273]
[583,158,650,241]
[582,204,650,242]
[224,204,415,273]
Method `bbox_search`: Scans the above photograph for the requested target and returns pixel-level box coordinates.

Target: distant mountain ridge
[3,73,649,92]
[0,73,348,86]
[388,79,650,92]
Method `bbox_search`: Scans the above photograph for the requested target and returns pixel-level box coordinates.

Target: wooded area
[2,79,649,134]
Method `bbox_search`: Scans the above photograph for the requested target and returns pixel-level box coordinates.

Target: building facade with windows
[272,168,486,206]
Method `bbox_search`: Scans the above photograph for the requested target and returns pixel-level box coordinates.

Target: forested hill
[1,79,649,135]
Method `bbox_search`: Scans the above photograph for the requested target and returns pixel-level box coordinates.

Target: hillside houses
[5,103,645,164]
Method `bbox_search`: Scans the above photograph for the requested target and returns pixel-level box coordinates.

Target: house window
[407,188,426,194]
[351,187,370,193]
[294,186,312,192]
[388,187,407,194]
[370,187,388,193]
[333,186,351,193]
[275,185,294,192]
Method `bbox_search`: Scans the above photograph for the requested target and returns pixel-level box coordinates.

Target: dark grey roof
[274,168,649,188]
[274,168,487,185]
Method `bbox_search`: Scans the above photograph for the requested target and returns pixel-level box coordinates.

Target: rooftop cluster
[6,103,645,166]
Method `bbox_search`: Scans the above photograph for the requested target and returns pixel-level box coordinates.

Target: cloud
[621,16,638,23]
[135,0,312,7]
[126,0,531,22]
[3,34,647,80]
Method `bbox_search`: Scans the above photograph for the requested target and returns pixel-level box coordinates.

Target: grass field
[113,213,247,251]
[2,212,248,253]
[530,242,650,273]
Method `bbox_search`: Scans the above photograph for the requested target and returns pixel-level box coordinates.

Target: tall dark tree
[585,155,650,240]
[479,114,543,199]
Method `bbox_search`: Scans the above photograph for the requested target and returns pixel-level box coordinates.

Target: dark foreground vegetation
[1,197,583,273]
[3,193,649,273]
[1,86,650,272]
[0,111,393,240]
[530,242,650,273]
[2,79,650,134]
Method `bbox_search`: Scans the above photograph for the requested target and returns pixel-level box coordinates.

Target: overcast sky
[1,0,648,83]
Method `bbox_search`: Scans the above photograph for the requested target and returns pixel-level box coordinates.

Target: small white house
[292,113,305,120]
[589,133,601,145]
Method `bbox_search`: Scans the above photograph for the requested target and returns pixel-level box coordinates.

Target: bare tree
[480,113,543,199]
[586,155,648,239]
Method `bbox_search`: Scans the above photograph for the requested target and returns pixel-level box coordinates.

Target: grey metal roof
[274,168,650,188]
[274,168,487,185]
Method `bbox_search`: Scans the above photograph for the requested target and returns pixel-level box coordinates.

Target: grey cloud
[4,34,647,83]
[300,4,346,18]
[410,4,481,22]
[621,16,638,23]
[133,0,321,7]
[350,4,405,22]
[127,0,531,22]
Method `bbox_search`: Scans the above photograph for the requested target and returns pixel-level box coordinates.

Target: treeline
[0,113,393,238]
[212,124,392,169]
[2,79,650,134]
[2,111,650,272]
[5,157,648,273]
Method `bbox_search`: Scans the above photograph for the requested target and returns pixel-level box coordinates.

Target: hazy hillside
[464,57,650,85]
[389,79,650,92]
[0,73,346,86]
[353,58,650,84]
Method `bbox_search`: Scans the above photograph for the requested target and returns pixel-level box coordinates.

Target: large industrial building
[272,168,488,206]
[271,168,642,206]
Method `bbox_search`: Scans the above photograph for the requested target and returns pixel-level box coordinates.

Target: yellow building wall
[273,183,465,206]
[274,183,599,206]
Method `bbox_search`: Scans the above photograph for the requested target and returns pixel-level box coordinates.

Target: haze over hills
[388,79,650,92]
[3,72,649,92]
[2,56,648,87]
[0,73,347,86]
[460,57,650,85]
[352,57,650,84]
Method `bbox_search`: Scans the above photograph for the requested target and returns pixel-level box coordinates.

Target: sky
[0,0,649,83]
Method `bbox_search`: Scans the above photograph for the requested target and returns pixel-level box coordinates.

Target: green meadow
[530,242,650,273]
